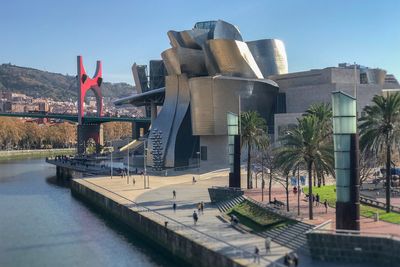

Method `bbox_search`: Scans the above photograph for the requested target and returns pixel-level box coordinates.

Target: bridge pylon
[77,56,104,155]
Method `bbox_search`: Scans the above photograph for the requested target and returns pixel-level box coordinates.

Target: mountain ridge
[0,63,136,101]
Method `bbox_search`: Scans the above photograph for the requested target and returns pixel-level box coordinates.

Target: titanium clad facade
[206,40,264,78]
[189,76,278,136]
[161,47,207,76]
[123,20,286,168]
[247,39,288,76]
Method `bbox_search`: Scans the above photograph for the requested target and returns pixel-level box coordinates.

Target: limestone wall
[307,231,400,266]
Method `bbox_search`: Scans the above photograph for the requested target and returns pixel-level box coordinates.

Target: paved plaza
[245,179,400,235]
[74,169,392,267]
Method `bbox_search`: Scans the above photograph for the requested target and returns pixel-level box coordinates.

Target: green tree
[275,114,334,219]
[359,93,400,212]
[240,111,269,189]
[305,103,333,186]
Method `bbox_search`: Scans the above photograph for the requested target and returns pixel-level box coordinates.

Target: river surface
[0,158,178,267]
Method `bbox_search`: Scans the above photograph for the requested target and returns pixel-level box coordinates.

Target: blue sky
[1,0,399,85]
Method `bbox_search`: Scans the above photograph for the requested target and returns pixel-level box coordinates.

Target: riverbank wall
[0,148,75,160]
[70,179,246,267]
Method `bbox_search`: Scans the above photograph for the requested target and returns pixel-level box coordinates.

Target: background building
[271,64,400,141]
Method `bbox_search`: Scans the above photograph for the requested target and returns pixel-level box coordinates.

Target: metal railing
[244,195,301,221]
[79,178,285,267]
[359,195,400,213]
[307,220,400,241]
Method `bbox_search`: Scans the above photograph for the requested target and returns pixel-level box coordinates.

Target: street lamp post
[196,151,200,177]
[261,155,265,202]
[144,140,148,189]
[297,164,301,216]
[127,147,130,184]
[110,141,113,179]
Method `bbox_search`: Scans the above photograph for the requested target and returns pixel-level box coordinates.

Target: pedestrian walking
[324,199,328,213]
[192,176,197,184]
[197,203,201,214]
[132,176,136,185]
[200,201,204,214]
[284,253,293,266]
[230,214,239,226]
[253,246,260,264]
[292,252,299,267]
[311,194,315,205]
[265,237,271,255]
[173,202,177,213]
[193,211,198,225]
[316,193,320,206]
[173,190,176,199]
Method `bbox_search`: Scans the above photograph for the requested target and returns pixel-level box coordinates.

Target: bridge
[1,56,151,154]
[0,112,150,124]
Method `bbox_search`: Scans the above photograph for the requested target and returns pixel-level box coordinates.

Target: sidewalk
[76,172,293,266]
[74,170,385,267]
[245,184,400,234]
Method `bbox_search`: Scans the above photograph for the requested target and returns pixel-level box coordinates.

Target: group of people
[252,237,273,264]
[171,189,204,226]
[284,252,299,266]
[306,192,329,213]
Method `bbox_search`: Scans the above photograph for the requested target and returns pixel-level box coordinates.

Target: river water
[0,158,177,267]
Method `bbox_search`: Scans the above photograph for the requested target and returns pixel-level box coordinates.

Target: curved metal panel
[206,39,263,79]
[164,75,191,167]
[213,20,243,41]
[147,75,193,167]
[167,29,209,49]
[161,47,207,76]
[246,39,288,76]
[189,76,278,135]
[167,31,185,48]
[147,76,179,166]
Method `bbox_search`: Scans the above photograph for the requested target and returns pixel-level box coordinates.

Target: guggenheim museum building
[115,20,400,169]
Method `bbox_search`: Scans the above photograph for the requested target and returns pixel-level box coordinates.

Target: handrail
[309,225,400,240]
[359,195,400,213]
[78,178,285,267]
[309,219,332,232]
[243,195,300,220]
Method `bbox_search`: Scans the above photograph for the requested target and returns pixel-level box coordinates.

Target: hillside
[0,63,136,101]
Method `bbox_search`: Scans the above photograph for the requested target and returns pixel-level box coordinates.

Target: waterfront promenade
[73,171,291,266]
[72,169,385,267]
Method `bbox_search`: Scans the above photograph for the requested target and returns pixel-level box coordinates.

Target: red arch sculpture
[77,55,103,124]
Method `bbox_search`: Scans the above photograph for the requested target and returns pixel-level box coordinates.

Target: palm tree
[305,103,333,187]
[305,103,332,136]
[275,114,334,219]
[240,111,268,189]
[359,93,400,213]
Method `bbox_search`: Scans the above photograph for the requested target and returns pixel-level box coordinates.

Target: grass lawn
[227,200,294,232]
[304,185,400,225]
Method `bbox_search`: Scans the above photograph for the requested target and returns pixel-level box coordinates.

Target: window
[200,146,207,161]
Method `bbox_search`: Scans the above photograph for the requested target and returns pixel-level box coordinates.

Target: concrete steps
[243,196,313,252]
[216,195,245,213]
[259,221,313,251]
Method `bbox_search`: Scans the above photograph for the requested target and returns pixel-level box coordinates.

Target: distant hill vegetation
[0,63,136,101]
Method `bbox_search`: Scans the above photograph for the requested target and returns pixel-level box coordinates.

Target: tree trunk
[308,160,313,220]
[313,167,316,187]
[317,172,322,188]
[386,143,391,213]
[247,143,252,189]
[286,174,290,212]
[269,169,273,203]
[322,173,326,186]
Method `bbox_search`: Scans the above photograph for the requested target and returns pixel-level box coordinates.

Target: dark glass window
[200,146,207,161]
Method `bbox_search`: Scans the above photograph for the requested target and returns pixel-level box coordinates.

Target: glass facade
[227,112,239,172]
[332,91,356,202]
